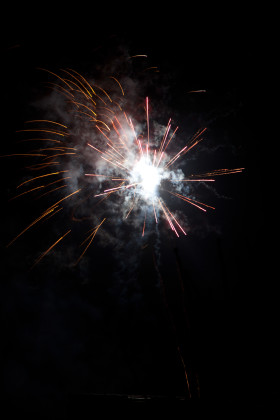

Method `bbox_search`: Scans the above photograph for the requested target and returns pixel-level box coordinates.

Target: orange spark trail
[9,185,45,201]
[47,188,81,211]
[189,168,245,177]
[142,211,146,237]
[60,69,93,98]
[6,206,60,247]
[16,129,68,137]
[25,120,68,129]
[37,68,73,89]
[31,229,71,268]
[36,184,67,200]
[109,76,125,96]
[75,218,106,265]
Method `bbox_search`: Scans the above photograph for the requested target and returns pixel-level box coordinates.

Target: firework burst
[2,65,244,267]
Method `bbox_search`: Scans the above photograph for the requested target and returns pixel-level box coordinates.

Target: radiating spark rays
[5,66,244,267]
[164,127,207,169]
[158,198,179,237]
[87,141,129,172]
[158,198,187,236]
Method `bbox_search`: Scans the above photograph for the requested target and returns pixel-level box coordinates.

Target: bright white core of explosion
[130,157,163,200]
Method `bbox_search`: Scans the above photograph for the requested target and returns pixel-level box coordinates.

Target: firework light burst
[2,60,244,268]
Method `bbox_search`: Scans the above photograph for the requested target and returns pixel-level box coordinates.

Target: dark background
[0,4,274,417]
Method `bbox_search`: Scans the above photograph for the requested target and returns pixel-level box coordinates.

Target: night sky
[0,5,275,417]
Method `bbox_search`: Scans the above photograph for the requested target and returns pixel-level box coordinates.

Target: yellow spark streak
[67,68,97,95]
[31,229,71,268]
[63,82,91,101]
[26,162,60,170]
[45,82,75,99]
[6,206,60,247]
[16,129,68,137]
[42,206,63,222]
[42,152,76,161]
[37,68,73,90]
[189,168,245,177]
[25,120,68,129]
[35,184,67,200]
[1,153,47,158]
[45,176,71,186]
[109,76,125,96]
[9,185,45,201]
[60,69,93,98]
[18,138,63,144]
[75,218,106,265]
[113,100,123,111]
[142,212,146,237]
[47,188,81,211]
[72,101,97,116]
[94,119,111,131]
[129,55,148,58]
[93,84,112,103]
[143,66,158,72]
